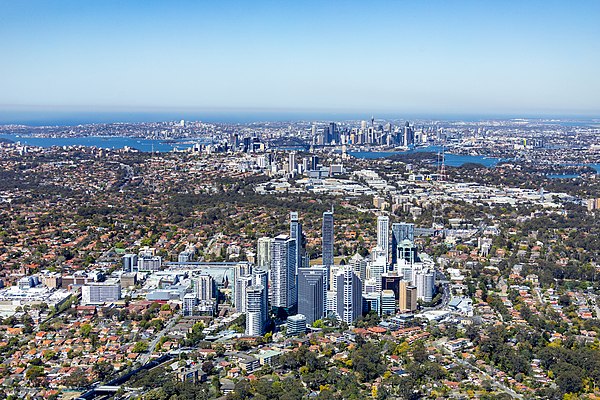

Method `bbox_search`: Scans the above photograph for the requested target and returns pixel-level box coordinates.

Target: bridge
[95,385,121,393]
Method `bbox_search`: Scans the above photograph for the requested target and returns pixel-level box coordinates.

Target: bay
[349,148,502,168]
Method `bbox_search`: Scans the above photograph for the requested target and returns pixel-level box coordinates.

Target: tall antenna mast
[440,149,446,181]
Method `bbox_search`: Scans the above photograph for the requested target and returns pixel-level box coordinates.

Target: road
[434,339,523,399]
[139,311,182,365]
[587,293,600,318]
[422,271,451,311]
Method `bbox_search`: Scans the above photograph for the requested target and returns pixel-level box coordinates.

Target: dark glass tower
[297,267,326,325]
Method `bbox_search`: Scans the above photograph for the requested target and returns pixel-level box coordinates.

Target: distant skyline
[1,1,599,119]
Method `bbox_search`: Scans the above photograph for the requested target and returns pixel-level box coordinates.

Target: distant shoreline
[0,111,598,127]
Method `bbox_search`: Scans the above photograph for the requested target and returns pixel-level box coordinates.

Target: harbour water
[349,148,503,167]
[1,133,599,172]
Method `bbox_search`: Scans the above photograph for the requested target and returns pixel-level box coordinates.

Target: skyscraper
[122,254,138,272]
[310,155,319,171]
[381,272,402,302]
[196,274,215,301]
[367,249,387,292]
[257,237,273,269]
[329,122,337,143]
[380,290,396,316]
[322,210,334,289]
[415,270,435,303]
[253,269,269,325]
[270,235,297,310]
[289,212,304,271]
[183,293,198,317]
[393,222,415,242]
[235,275,253,313]
[335,266,362,325]
[297,266,326,325]
[232,262,252,308]
[399,281,418,312]
[391,223,415,266]
[398,239,419,265]
[288,152,297,174]
[348,253,367,282]
[377,216,389,257]
[245,285,267,336]
[403,122,414,147]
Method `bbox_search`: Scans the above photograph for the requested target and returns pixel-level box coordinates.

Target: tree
[201,361,214,375]
[412,341,428,363]
[63,368,90,388]
[351,341,385,382]
[133,341,149,353]
[93,361,114,381]
[80,323,92,338]
[25,365,45,384]
[213,343,226,357]
[554,362,584,394]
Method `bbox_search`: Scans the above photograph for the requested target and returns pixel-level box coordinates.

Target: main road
[139,310,182,365]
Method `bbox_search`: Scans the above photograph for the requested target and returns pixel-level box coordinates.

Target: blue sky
[0,0,599,117]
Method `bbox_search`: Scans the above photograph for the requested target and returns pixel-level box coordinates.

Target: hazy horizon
[1,108,600,127]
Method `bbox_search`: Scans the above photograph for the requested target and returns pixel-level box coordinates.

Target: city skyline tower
[322,210,334,290]
[335,266,362,325]
[290,211,304,272]
[377,215,390,258]
[269,234,297,311]
[297,266,326,325]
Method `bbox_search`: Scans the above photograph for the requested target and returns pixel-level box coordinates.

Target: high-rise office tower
[381,272,402,302]
[403,122,414,146]
[391,223,415,266]
[290,212,304,271]
[335,266,362,325]
[322,210,334,289]
[302,158,309,174]
[270,235,297,310]
[348,253,367,282]
[245,285,267,336]
[288,152,297,174]
[398,240,419,265]
[380,290,396,315]
[367,249,387,292]
[377,216,389,258]
[196,274,215,301]
[399,281,418,312]
[392,222,415,245]
[329,122,337,143]
[297,267,326,325]
[362,292,380,315]
[183,293,198,317]
[310,156,319,171]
